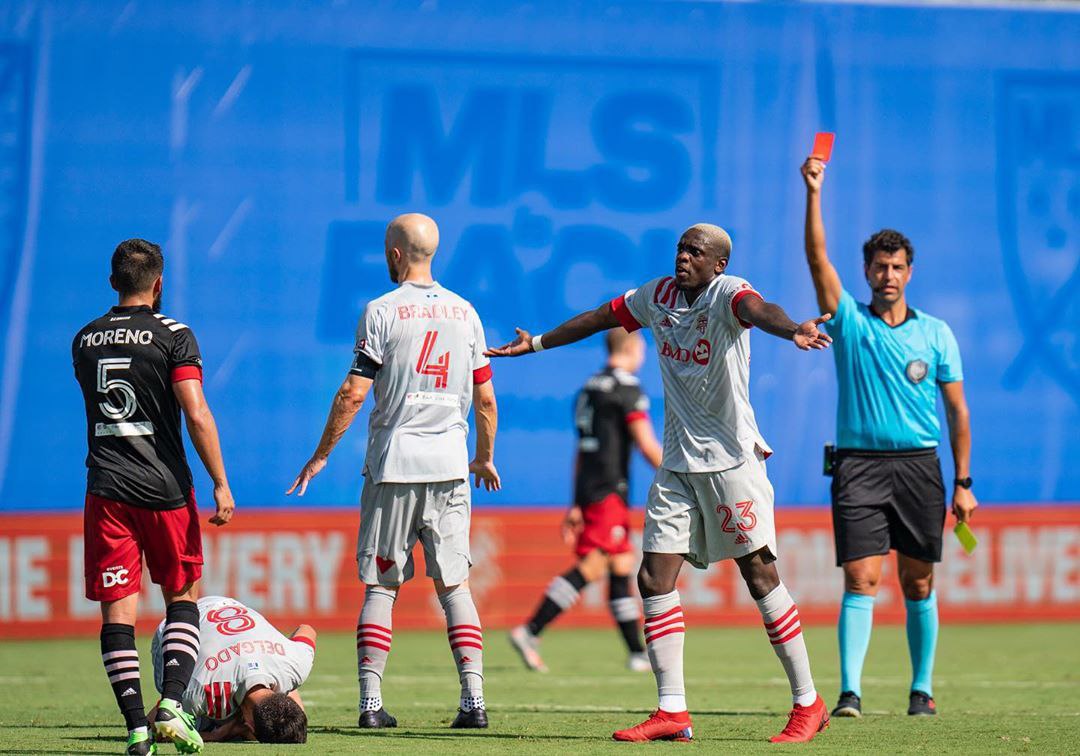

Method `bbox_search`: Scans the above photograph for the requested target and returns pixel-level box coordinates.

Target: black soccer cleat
[831,690,862,718]
[451,707,489,729]
[908,690,937,716]
[358,707,398,728]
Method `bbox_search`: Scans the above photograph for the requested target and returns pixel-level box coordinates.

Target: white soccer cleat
[508,625,548,672]
[626,652,651,672]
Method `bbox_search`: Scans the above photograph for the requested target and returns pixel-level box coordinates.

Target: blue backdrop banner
[0,1,1078,510]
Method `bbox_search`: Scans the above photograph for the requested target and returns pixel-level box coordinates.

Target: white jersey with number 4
[353,281,491,484]
[612,274,771,473]
[152,596,315,722]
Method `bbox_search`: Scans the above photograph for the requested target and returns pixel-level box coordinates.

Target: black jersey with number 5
[573,367,651,506]
[72,305,203,510]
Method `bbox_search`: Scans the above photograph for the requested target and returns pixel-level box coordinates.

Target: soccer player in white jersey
[288,213,500,730]
[149,596,315,744]
[488,224,833,743]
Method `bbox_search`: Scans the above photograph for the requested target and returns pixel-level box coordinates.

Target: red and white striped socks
[643,591,687,713]
[756,583,817,707]
[439,585,485,711]
[357,585,396,712]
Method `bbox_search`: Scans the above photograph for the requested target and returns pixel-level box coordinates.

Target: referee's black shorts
[830,448,946,566]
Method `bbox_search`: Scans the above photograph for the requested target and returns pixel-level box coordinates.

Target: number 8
[207,605,256,636]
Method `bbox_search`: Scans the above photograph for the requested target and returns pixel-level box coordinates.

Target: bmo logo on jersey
[102,566,130,588]
[661,339,712,366]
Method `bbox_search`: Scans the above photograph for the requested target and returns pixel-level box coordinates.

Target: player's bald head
[385,213,440,262]
[681,223,732,262]
[605,327,639,356]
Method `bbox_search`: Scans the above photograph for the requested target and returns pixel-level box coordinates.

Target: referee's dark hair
[862,229,914,266]
[110,238,164,296]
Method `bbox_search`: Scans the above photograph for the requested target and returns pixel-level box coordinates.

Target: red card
[811,132,835,162]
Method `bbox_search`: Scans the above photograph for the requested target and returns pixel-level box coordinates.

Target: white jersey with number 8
[353,281,491,484]
[151,596,315,722]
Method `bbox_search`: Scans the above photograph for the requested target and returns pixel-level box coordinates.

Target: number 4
[417,330,450,388]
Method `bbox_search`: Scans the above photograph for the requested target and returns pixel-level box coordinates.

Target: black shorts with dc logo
[830,448,946,566]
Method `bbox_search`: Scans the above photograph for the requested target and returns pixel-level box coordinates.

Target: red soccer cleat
[613,709,694,742]
[770,695,829,743]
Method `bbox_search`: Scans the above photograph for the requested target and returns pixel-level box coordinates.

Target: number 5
[97,358,138,421]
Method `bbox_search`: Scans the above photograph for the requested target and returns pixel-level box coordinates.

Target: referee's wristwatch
[954,476,973,489]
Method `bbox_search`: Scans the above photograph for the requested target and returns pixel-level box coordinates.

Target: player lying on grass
[488,223,833,743]
[288,213,500,730]
[510,329,662,673]
[149,596,315,744]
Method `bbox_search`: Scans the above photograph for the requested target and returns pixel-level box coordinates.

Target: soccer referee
[800,157,977,718]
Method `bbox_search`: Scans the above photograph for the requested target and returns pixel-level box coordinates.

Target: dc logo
[611,525,626,542]
[102,568,130,587]
[692,339,711,366]
[906,359,928,384]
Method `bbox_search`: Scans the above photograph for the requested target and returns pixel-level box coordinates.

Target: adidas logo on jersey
[166,658,180,667]
[121,687,137,697]
[659,316,673,328]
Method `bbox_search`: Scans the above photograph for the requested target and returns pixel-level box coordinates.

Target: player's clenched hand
[801,157,826,193]
[561,505,584,547]
[793,314,833,351]
[484,328,534,358]
[952,486,978,524]
[208,483,235,526]
[287,456,327,497]
[469,458,501,491]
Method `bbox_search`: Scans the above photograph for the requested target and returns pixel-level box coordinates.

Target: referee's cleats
[908,690,937,716]
[770,695,829,743]
[357,708,398,729]
[831,691,862,718]
[451,707,489,729]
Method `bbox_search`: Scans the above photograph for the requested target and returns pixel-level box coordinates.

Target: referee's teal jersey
[826,290,963,450]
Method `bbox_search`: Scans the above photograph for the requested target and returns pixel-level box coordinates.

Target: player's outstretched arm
[287,374,373,496]
[801,157,843,315]
[485,302,620,357]
[737,296,833,351]
[469,380,501,491]
[941,381,977,524]
[174,379,235,526]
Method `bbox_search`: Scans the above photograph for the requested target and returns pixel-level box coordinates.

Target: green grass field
[1,623,1078,755]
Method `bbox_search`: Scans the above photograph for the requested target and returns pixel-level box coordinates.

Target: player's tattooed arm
[469,380,501,491]
[485,302,620,357]
[941,380,977,524]
[801,157,843,315]
[737,296,833,351]
[287,374,373,496]
[174,379,235,526]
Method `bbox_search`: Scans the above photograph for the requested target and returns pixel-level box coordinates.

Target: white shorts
[643,451,777,569]
[358,478,472,587]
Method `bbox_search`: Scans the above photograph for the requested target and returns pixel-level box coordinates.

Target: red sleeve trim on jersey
[610,295,643,333]
[625,410,649,424]
[294,635,316,651]
[472,364,493,385]
[731,289,763,329]
[171,365,203,383]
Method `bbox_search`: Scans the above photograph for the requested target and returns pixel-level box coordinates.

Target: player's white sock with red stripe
[439,585,485,711]
[756,583,817,707]
[357,585,396,712]
[643,591,687,713]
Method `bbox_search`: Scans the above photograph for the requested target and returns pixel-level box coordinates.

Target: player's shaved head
[386,213,440,262]
[606,329,646,373]
[606,328,636,356]
[682,223,732,262]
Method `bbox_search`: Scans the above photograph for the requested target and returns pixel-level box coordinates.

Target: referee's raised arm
[801,157,842,316]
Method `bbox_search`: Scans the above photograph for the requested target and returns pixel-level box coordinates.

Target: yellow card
[953,522,977,554]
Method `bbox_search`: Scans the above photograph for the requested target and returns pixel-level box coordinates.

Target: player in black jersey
[509,329,662,672]
[72,239,235,756]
